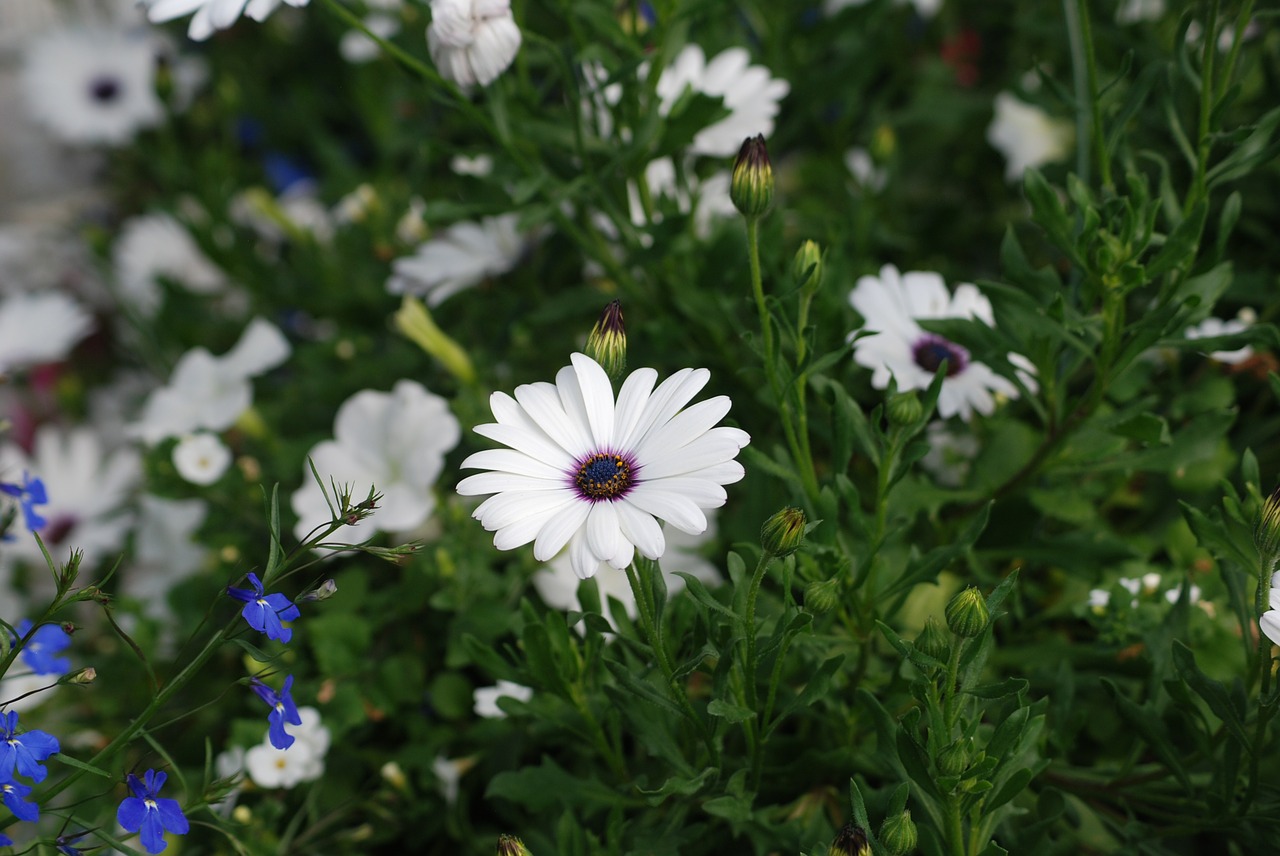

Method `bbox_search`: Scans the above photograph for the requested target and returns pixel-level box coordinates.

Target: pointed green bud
[497,834,532,856]
[828,823,871,856]
[945,586,990,638]
[914,617,951,663]
[394,295,476,384]
[731,135,774,220]
[804,578,841,614]
[586,299,627,382]
[887,391,923,427]
[937,738,972,777]
[761,506,806,557]
[1254,486,1280,571]
[792,240,824,293]
[879,810,918,856]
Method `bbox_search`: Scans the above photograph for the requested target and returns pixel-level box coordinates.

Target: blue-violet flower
[226,573,300,643]
[0,471,47,538]
[117,770,189,854]
[251,675,302,750]
[1,776,39,821]
[0,710,60,783]
[13,620,71,676]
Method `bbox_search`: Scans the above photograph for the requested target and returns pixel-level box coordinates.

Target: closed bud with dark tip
[731,135,774,220]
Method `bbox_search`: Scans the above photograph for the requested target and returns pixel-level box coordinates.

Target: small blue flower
[1,776,39,822]
[0,710,60,783]
[116,770,189,855]
[55,831,92,855]
[226,573,301,643]
[0,832,11,846]
[251,675,302,750]
[13,620,71,676]
[0,471,47,539]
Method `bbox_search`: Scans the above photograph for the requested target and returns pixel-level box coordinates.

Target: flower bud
[497,834,533,856]
[394,295,476,384]
[945,586,990,638]
[64,667,97,685]
[879,810,918,856]
[791,240,824,293]
[937,738,972,777]
[731,135,774,220]
[586,300,627,382]
[299,579,338,602]
[871,124,896,161]
[914,617,951,663]
[1255,486,1280,570]
[887,391,923,427]
[804,578,841,614]
[381,761,408,791]
[828,822,871,856]
[761,507,806,557]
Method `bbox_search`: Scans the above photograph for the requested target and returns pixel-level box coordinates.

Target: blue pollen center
[912,336,968,376]
[575,453,632,500]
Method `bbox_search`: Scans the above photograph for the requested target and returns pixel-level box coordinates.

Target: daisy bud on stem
[880,810,918,856]
[887,391,924,427]
[1253,486,1280,573]
[828,822,871,856]
[497,833,532,856]
[804,577,841,614]
[945,586,990,638]
[731,134,774,221]
[394,295,476,385]
[914,616,951,664]
[585,300,627,382]
[761,506,807,558]
[792,239,824,294]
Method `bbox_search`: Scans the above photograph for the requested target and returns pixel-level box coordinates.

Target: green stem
[1243,554,1275,809]
[1188,0,1220,213]
[743,551,776,786]
[946,793,967,856]
[1077,0,1112,189]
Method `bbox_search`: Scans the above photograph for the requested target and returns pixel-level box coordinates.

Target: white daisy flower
[0,292,94,376]
[386,213,532,306]
[472,680,533,719]
[172,432,233,486]
[426,0,521,89]
[625,157,736,238]
[113,213,226,316]
[919,421,979,487]
[121,494,208,620]
[655,45,790,158]
[290,380,461,545]
[339,13,400,64]
[457,353,750,580]
[848,265,1036,421]
[824,0,942,18]
[144,0,310,42]
[244,707,329,788]
[1185,310,1256,365]
[986,92,1073,182]
[19,27,164,146]
[1117,0,1165,23]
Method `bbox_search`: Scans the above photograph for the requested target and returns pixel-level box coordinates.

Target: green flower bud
[731,135,774,220]
[804,578,842,614]
[887,391,923,427]
[394,296,476,384]
[914,617,951,663]
[879,810,918,856]
[828,823,871,856]
[945,586,990,638]
[792,240,824,293]
[497,834,532,856]
[937,738,972,777]
[586,299,627,382]
[871,124,896,161]
[1255,486,1280,570]
[761,507,806,557]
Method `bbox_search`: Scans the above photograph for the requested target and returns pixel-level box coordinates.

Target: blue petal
[139,810,169,854]
[117,795,147,832]
[155,797,189,834]
[267,712,296,750]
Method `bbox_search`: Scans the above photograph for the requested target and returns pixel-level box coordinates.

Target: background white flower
[824,0,942,18]
[245,707,329,788]
[290,379,461,544]
[848,265,1036,421]
[986,92,1074,181]
[120,495,209,621]
[0,291,94,375]
[1185,310,1256,365]
[145,0,310,42]
[458,354,750,580]
[845,148,888,193]
[919,421,980,487]
[427,0,521,88]
[113,213,226,316]
[473,680,533,718]
[339,13,400,64]
[387,214,532,305]
[172,432,233,486]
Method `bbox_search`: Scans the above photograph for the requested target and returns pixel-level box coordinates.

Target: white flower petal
[586,501,621,564]
[570,353,616,450]
[532,501,591,561]
[623,487,708,535]
[615,500,665,560]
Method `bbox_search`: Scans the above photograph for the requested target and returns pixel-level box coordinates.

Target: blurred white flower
[387,214,532,305]
[1117,0,1165,23]
[0,292,94,375]
[986,92,1073,182]
[450,153,494,177]
[339,13,400,64]
[144,0,310,41]
[245,707,329,788]
[627,158,736,238]
[472,680,533,718]
[113,213,226,316]
[655,46,789,158]
[919,421,979,487]
[132,318,291,444]
[432,755,473,805]
[427,0,521,88]
[290,380,461,545]
[845,148,887,193]
[172,432,232,486]
[229,185,334,246]
[1185,310,1256,365]
[20,27,164,146]
[824,0,942,18]
[848,265,1037,421]
[332,184,379,225]
[121,495,208,619]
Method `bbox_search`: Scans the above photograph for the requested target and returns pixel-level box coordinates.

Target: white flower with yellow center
[458,354,749,580]
[986,92,1073,182]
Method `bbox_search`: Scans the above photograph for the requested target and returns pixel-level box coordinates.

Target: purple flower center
[573,452,634,501]
[912,334,969,377]
[42,514,77,547]
[88,75,122,103]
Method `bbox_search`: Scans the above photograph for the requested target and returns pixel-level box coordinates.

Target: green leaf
[766,656,845,737]
[966,677,1029,700]
[602,658,685,720]
[1146,200,1206,278]
[1171,642,1251,749]
[1109,412,1170,445]
[53,753,112,778]
[1102,678,1191,788]
[707,698,755,723]
[487,756,624,812]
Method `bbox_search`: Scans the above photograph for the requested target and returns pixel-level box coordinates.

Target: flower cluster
[0,710,59,837]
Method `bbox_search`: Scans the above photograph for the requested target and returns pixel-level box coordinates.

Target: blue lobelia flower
[226,573,300,643]
[1,775,39,822]
[13,620,71,676]
[0,710,60,783]
[0,833,11,846]
[0,471,48,539]
[117,770,190,855]
[55,830,92,855]
[250,675,302,750]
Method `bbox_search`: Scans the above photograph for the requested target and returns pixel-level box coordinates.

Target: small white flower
[432,755,472,805]
[472,680,533,718]
[245,707,329,788]
[1087,589,1110,611]
[986,92,1074,182]
[655,46,790,158]
[387,214,532,305]
[427,0,521,88]
[20,27,164,146]
[114,213,226,315]
[824,0,942,18]
[919,421,979,487]
[1185,311,1255,365]
[132,318,291,444]
[121,495,208,619]
[339,13,400,64]
[451,153,494,177]
[172,432,232,486]
[290,380,461,544]
[626,158,735,238]
[1116,0,1165,23]
[845,148,887,193]
[848,265,1037,421]
[0,292,94,375]
[1164,584,1202,604]
[458,353,750,580]
[332,184,379,225]
[144,0,310,41]
[228,185,334,245]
